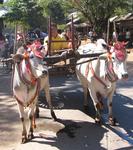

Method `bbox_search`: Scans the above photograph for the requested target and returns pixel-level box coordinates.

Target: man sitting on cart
[43,23,69,56]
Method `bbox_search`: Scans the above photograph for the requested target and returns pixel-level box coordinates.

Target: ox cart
[0,16,103,75]
[43,16,103,76]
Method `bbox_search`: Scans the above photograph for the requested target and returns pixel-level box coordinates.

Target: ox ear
[11,54,24,63]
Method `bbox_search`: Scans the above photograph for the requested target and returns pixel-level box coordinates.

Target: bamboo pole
[13,23,17,54]
[71,15,75,51]
[48,17,52,56]
[107,19,110,44]
[113,21,118,42]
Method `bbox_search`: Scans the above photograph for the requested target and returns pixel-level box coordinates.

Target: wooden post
[13,23,17,54]
[107,19,110,44]
[113,21,118,42]
[71,15,75,51]
[48,17,52,56]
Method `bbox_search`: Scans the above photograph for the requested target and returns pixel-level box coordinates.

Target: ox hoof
[51,111,57,121]
[109,117,116,126]
[83,105,89,112]
[21,137,28,144]
[28,133,34,140]
[95,117,102,125]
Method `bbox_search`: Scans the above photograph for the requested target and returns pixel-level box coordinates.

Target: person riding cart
[43,23,69,56]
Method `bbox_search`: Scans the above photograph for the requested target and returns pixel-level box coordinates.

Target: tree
[47,1,65,24]
[0,0,4,35]
[5,0,47,31]
[37,0,66,24]
[68,0,130,34]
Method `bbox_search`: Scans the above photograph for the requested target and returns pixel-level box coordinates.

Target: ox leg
[28,105,36,140]
[28,115,35,140]
[17,104,27,143]
[35,102,40,118]
[83,86,89,111]
[89,88,102,124]
[21,117,28,143]
[108,93,116,126]
[44,86,57,121]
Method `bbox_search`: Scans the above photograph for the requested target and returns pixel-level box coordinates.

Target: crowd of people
[111,28,132,48]
[0,33,14,59]
[0,23,132,60]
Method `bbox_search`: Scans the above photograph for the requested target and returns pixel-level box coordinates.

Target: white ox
[12,45,56,143]
[76,39,128,125]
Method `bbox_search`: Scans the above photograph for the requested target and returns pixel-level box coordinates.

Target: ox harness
[13,52,40,108]
[85,53,118,89]
[84,42,126,89]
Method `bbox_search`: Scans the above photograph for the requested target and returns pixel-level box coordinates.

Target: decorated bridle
[18,52,37,86]
[86,42,127,88]
[105,42,127,82]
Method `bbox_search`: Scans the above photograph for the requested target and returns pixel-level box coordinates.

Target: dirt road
[0,51,133,150]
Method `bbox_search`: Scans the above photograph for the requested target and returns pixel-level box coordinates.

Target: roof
[109,16,118,22]
[74,22,90,28]
[67,11,82,20]
[109,13,133,23]
[0,7,8,18]
[67,11,91,27]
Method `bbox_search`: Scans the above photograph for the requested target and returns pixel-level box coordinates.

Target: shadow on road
[31,119,108,150]
[39,74,133,146]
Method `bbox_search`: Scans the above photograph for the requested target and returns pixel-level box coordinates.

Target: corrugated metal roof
[109,16,118,22]
[110,13,133,22]
[0,7,8,18]
[68,11,82,20]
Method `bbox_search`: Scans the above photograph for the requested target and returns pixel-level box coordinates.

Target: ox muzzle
[122,73,128,80]
[42,70,48,76]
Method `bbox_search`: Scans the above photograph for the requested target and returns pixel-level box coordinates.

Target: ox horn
[99,53,108,60]
[0,57,13,63]
[11,54,24,63]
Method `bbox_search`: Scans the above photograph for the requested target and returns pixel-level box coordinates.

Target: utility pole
[0,0,4,36]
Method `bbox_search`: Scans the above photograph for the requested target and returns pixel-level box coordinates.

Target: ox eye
[29,54,34,59]
[112,57,115,61]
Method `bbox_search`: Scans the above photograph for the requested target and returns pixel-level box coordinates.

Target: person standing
[112,31,118,43]
[125,29,131,42]
[125,29,131,48]
[88,29,93,39]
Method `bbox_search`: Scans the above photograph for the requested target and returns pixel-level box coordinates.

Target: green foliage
[68,0,131,34]
[37,0,66,24]
[4,0,47,30]
[114,8,128,16]
[2,0,133,34]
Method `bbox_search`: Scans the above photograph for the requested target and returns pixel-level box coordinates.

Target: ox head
[96,39,110,52]
[108,42,128,80]
[13,45,47,81]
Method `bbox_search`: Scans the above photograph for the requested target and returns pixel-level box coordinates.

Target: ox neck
[90,58,117,89]
[14,78,40,108]
[105,58,118,82]
[17,59,37,86]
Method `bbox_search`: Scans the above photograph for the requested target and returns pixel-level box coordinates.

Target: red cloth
[114,42,126,61]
